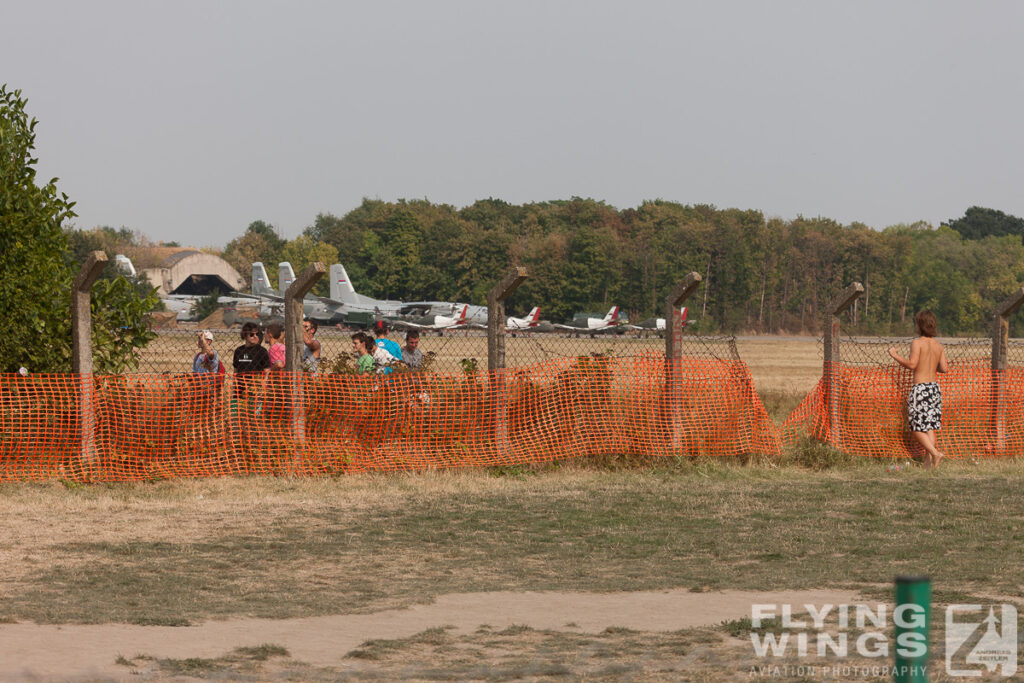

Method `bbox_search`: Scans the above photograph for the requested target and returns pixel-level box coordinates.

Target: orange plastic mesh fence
[0,354,781,481]
[782,360,1024,459]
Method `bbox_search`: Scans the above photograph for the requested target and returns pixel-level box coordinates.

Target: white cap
[199,329,214,342]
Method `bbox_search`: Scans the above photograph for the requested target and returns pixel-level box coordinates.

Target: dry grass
[2,462,1023,627]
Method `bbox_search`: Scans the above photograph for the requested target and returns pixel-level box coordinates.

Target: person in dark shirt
[233,322,270,376]
[231,322,271,431]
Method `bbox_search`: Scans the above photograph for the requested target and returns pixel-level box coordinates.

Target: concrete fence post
[71,251,108,467]
[663,272,702,451]
[487,266,528,452]
[990,286,1024,456]
[284,262,325,466]
[822,282,864,450]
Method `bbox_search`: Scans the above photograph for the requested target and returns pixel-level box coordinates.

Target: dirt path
[0,588,858,681]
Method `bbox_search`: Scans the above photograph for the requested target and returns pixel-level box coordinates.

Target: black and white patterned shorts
[907,382,942,432]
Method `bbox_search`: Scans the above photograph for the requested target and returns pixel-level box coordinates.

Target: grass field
[2,460,1023,680]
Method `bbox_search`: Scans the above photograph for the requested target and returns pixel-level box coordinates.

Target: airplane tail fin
[252,262,274,296]
[528,307,541,325]
[114,254,136,277]
[605,306,620,323]
[278,262,296,296]
[456,304,469,324]
[330,264,357,300]
[681,306,688,325]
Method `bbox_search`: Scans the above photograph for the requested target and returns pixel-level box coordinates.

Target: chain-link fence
[822,336,1024,367]
[136,326,740,375]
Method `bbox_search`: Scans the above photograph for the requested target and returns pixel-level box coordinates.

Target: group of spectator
[192,318,421,378]
[351,320,422,374]
[192,320,323,378]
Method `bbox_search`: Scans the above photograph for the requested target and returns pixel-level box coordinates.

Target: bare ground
[1,588,860,681]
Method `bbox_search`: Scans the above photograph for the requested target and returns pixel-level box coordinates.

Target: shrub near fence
[0,353,782,482]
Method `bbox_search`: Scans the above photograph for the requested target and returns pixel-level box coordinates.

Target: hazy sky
[5,1,1023,248]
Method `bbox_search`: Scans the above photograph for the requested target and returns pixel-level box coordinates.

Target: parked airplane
[630,306,688,332]
[329,263,492,328]
[328,264,404,319]
[554,306,622,333]
[506,307,542,331]
[276,262,346,325]
[393,304,472,331]
[399,300,488,326]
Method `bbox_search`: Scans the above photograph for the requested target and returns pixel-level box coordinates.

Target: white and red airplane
[505,307,543,331]
[554,306,621,332]
[394,304,471,330]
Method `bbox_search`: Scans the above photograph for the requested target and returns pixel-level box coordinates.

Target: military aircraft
[328,263,404,319]
[554,306,622,333]
[276,262,347,325]
[629,306,688,332]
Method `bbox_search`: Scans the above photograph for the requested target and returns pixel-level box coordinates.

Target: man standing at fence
[302,318,321,371]
[402,330,423,369]
[888,310,949,468]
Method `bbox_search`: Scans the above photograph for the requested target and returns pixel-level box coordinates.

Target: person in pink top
[265,322,285,371]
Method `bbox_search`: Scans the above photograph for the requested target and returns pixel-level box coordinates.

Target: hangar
[139,248,246,296]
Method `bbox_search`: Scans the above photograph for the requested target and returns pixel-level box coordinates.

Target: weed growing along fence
[0,353,781,482]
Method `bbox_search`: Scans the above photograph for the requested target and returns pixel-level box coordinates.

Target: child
[351,332,375,373]
[192,329,219,373]
[888,310,949,468]
[266,322,285,371]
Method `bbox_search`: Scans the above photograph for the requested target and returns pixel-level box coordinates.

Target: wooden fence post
[284,263,325,466]
[72,251,108,468]
[663,272,702,451]
[990,286,1024,456]
[822,282,864,450]
[487,267,528,452]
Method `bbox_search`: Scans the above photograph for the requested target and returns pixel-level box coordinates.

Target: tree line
[243,198,1022,337]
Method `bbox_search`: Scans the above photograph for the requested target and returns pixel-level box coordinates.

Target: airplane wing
[234,292,284,303]
[553,323,583,330]
[389,319,435,330]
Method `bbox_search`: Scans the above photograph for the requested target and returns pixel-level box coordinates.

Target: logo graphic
[946,604,1017,677]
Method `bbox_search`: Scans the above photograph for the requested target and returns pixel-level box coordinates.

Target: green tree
[280,235,339,297]
[0,85,158,372]
[947,206,1024,241]
[223,220,286,289]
